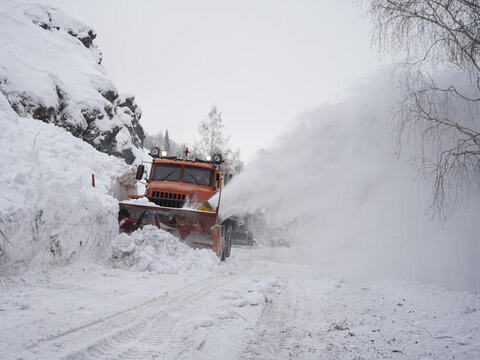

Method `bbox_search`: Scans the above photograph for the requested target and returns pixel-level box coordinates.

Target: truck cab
[134,147,225,209]
[144,158,221,209]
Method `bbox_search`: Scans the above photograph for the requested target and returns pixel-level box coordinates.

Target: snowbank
[220,70,480,291]
[111,226,219,275]
[0,93,131,274]
[0,0,145,164]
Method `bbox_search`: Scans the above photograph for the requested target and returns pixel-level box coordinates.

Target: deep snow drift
[111,226,219,275]
[0,92,134,274]
[0,0,145,164]
[220,71,480,291]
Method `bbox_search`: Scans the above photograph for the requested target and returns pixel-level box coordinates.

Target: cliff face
[0,1,145,164]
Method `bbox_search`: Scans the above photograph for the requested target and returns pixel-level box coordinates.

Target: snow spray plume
[220,69,480,291]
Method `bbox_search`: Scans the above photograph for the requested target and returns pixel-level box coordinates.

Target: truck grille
[149,191,186,208]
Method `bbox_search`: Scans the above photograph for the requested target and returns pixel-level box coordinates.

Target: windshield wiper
[160,170,175,181]
[185,171,199,184]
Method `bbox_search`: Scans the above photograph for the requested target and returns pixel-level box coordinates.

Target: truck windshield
[183,166,213,186]
[151,164,181,182]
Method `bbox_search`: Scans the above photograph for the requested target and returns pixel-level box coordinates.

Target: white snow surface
[1,248,479,359]
[111,226,219,275]
[0,92,131,273]
[121,196,159,207]
[219,70,480,292]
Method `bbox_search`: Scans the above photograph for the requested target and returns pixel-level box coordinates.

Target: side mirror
[135,165,145,180]
[215,173,221,189]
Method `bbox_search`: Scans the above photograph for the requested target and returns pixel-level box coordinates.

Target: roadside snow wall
[0,94,131,274]
[220,70,480,291]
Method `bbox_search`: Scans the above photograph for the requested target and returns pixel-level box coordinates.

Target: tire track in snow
[21,276,180,350]
[287,282,320,359]
[34,277,231,360]
[239,282,297,360]
[238,280,324,360]
[3,276,179,345]
[94,276,232,360]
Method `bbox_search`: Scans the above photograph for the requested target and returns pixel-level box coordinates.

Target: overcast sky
[48,0,381,161]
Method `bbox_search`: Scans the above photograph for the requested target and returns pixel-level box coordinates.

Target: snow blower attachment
[118,147,233,260]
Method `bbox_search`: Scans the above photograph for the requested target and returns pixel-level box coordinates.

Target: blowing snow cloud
[220,70,480,291]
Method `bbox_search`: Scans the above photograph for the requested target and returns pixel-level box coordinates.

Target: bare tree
[367,0,480,217]
[198,106,226,156]
[196,106,243,175]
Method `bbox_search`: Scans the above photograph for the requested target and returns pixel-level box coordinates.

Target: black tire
[225,225,232,258]
[221,223,233,260]
[220,237,227,261]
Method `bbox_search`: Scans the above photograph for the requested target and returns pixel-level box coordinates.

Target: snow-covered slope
[221,70,480,292]
[0,0,145,164]
[0,90,134,274]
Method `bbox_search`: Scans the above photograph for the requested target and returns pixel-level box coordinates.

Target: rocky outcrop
[0,2,145,164]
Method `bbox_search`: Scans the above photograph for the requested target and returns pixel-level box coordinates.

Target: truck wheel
[226,225,232,257]
[223,223,233,258]
[220,224,233,260]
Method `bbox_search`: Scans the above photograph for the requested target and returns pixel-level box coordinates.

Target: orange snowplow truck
[118,147,233,260]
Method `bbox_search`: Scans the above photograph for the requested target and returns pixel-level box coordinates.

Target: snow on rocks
[111,226,219,275]
[0,0,145,164]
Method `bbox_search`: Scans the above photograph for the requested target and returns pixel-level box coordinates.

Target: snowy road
[1,248,480,360]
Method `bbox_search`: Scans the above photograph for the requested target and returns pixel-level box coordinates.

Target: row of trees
[367,0,480,218]
[143,106,243,175]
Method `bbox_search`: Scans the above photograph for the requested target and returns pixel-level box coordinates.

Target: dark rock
[101,90,118,103]
[79,30,97,48]
[121,148,136,165]
[32,105,56,123]
[118,96,137,114]
[81,108,101,125]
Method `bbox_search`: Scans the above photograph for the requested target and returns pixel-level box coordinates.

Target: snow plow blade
[118,202,227,259]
